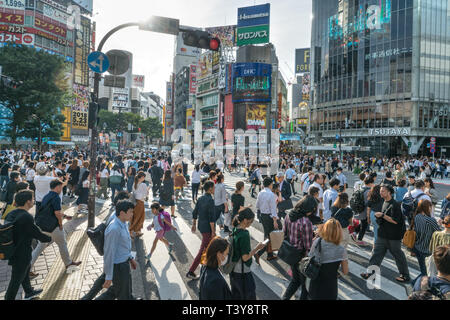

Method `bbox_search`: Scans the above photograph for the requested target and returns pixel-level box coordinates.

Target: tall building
[0,0,94,146]
[310,0,450,157]
[174,66,190,129]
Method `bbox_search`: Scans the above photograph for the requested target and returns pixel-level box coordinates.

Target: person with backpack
[411,245,450,300]
[281,196,315,300]
[198,236,232,300]
[145,202,177,260]
[187,181,216,280]
[412,200,442,276]
[350,176,373,246]
[109,164,124,204]
[3,190,52,300]
[228,208,266,300]
[361,184,410,283]
[31,179,81,275]
[402,180,432,226]
[330,193,354,249]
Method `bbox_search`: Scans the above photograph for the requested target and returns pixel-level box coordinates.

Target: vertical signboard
[74,16,91,86]
[132,74,145,88]
[295,48,311,74]
[189,65,197,94]
[246,104,267,130]
[112,88,129,109]
[61,107,72,141]
[224,94,234,132]
[197,52,213,81]
[72,84,89,130]
[237,3,270,47]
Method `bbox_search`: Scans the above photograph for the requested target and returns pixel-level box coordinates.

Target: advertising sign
[42,4,69,25]
[74,16,90,86]
[205,25,236,47]
[297,118,308,125]
[34,15,67,37]
[132,74,145,88]
[189,65,197,94]
[368,128,411,136]
[225,63,233,94]
[212,51,220,75]
[246,104,266,130]
[302,73,310,101]
[0,0,25,10]
[197,52,213,81]
[0,12,24,25]
[232,63,272,103]
[236,24,269,46]
[237,3,270,28]
[0,32,33,45]
[166,81,172,104]
[176,30,201,56]
[280,133,301,141]
[61,107,71,141]
[26,27,71,46]
[224,94,234,131]
[186,106,193,130]
[112,88,129,109]
[197,77,218,96]
[295,48,310,74]
[72,84,88,131]
[72,110,88,130]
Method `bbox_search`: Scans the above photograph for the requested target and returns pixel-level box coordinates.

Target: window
[25,0,34,8]
[36,1,43,11]
[25,16,33,26]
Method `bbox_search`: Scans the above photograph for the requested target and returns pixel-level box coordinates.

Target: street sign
[430,137,436,142]
[430,147,436,153]
[442,148,447,152]
[87,51,110,73]
[106,50,130,75]
[427,143,431,148]
[430,143,436,148]
[117,132,123,137]
[139,16,180,35]
[104,75,126,88]
[336,134,340,140]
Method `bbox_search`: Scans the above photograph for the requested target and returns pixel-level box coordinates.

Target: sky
[93,0,312,102]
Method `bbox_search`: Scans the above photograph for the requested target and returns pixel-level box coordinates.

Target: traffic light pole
[88,22,140,228]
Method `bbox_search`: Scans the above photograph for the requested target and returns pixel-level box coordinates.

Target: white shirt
[407,189,432,203]
[100,168,109,178]
[191,170,201,184]
[44,151,52,158]
[323,188,339,222]
[301,173,311,194]
[26,168,35,181]
[255,187,278,219]
[309,182,324,214]
[354,180,364,192]
[153,213,164,232]
[420,171,427,180]
[133,182,148,201]
[34,175,55,202]
[110,170,122,176]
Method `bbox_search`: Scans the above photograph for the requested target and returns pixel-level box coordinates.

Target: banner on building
[297,118,308,126]
[224,63,233,94]
[0,32,34,45]
[232,63,272,103]
[73,84,89,112]
[61,107,71,141]
[280,133,301,141]
[34,15,67,38]
[295,48,311,74]
[197,77,218,96]
[72,110,87,129]
[186,106,193,130]
[0,12,24,25]
[132,74,145,88]
[42,3,69,25]
[74,16,90,86]
[224,94,234,132]
[236,24,269,46]
[189,65,197,94]
[197,52,213,81]
[212,51,220,75]
[205,25,236,47]
[166,82,172,104]
[302,73,310,101]
[237,3,270,28]
[0,0,25,10]
[112,88,129,109]
[246,104,266,130]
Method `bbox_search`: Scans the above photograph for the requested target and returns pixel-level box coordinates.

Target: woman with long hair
[367,185,384,247]
[330,193,354,249]
[424,177,438,214]
[191,164,202,203]
[126,166,137,193]
[308,219,349,300]
[412,200,441,276]
[160,170,176,218]
[129,171,147,238]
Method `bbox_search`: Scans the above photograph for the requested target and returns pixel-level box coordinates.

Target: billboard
[0,32,34,45]
[0,0,25,10]
[0,12,24,25]
[246,104,266,130]
[212,51,220,75]
[112,88,129,109]
[71,0,93,13]
[236,24,269,46]
[197,52,213,81]
[132,75,145,88]
[205,25,236,47]
[224,94,234,131]
[34,15,67,38]
[42,4,69,25]
[295,48,310,74]
[237,3,270,28]
[61,107,71,141]
[176,30,201,56]
[74,16,90,86]
[166,81,172,105]
[232,63,272,103]
[186,106,193,130]
[302,73,310,101]
[189,65,197,94]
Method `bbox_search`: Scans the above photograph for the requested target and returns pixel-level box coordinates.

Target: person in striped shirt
[413,200,442,276]
[281,196,315,300]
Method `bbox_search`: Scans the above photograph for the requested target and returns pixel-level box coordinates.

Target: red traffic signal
[182,30,221,51]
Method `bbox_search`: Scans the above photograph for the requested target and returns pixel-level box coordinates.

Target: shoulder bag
[278,218,305,266]
[402,214,416,249]
[299,238,322,280]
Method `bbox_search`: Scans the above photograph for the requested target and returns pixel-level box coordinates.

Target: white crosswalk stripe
[139,173,444,300]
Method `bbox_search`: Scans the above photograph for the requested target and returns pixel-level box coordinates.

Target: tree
[140,117,163,144]
[0,44,71,148]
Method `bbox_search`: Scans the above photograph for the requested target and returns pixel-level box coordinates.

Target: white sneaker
[66,265,79,274]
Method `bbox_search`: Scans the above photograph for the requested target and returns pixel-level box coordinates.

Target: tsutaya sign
[368,128,410,136]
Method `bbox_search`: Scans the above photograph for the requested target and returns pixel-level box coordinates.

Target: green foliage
[0,45,71,148]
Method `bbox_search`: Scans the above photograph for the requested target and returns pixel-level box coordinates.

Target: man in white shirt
[308,174,324,219]
[34,164,56,212]
[323,178,341,222]
[44,150,52,159]
[354,173,366,192]
[301,169,314,196]
[285,164,297,195]
[335,167,347,192]
[405,180,432,203]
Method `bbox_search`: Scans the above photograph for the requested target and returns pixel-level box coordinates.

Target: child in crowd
[146,202,177,260]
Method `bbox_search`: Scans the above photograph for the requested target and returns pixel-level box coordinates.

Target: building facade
[310,0,450,157]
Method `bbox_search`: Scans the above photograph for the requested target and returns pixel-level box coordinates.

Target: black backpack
[401,192,425,219]
[0,219,15,260]
[350,187,369,213]
[87,222,109,256]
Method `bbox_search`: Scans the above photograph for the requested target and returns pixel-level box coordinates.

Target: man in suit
[5,190,52,300]
[149,160,164,198]
[277,172,292,219]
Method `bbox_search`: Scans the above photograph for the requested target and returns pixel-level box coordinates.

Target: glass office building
[310,0,450,156]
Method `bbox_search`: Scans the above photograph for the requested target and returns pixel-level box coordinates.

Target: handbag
[109,175,122,185]
[86,221,109,256]
[402,217,416,249]
[278,219,305,266]
[269,230,284,251]
[278,198,294,212]
[299,238,322,280]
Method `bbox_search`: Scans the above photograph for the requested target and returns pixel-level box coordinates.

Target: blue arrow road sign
[430,143,436,148]
[88,51,110,73]
[427,143,430,148]
[336,134,340,140]
[117,132,123,137]
[430,147,436,153]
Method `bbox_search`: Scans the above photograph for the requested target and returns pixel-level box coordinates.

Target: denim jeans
[110,183,122,203]
[412,247,428,276]
[0,175,9,188]
[370,210,379,244]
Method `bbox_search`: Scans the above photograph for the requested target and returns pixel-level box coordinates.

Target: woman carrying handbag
[279,196,315,300]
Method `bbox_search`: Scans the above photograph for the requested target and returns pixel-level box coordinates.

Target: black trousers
[256,214,281,258]
[230,272,256,300]
[357,219,369,241]
[283,260,308,300]
[191,183,200,200]
[96,261,132,300]
[152,181,161,197]
[5,262,33,300]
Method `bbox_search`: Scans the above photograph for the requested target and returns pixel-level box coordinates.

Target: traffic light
[182,30,220,51]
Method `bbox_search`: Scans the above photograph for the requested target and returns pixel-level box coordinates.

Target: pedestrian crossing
[136,173,444,300]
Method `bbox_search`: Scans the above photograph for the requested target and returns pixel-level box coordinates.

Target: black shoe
[24,289,43,300]
[186,271,199,280]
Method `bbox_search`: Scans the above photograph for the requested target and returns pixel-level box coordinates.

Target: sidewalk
[0,200,111,300]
